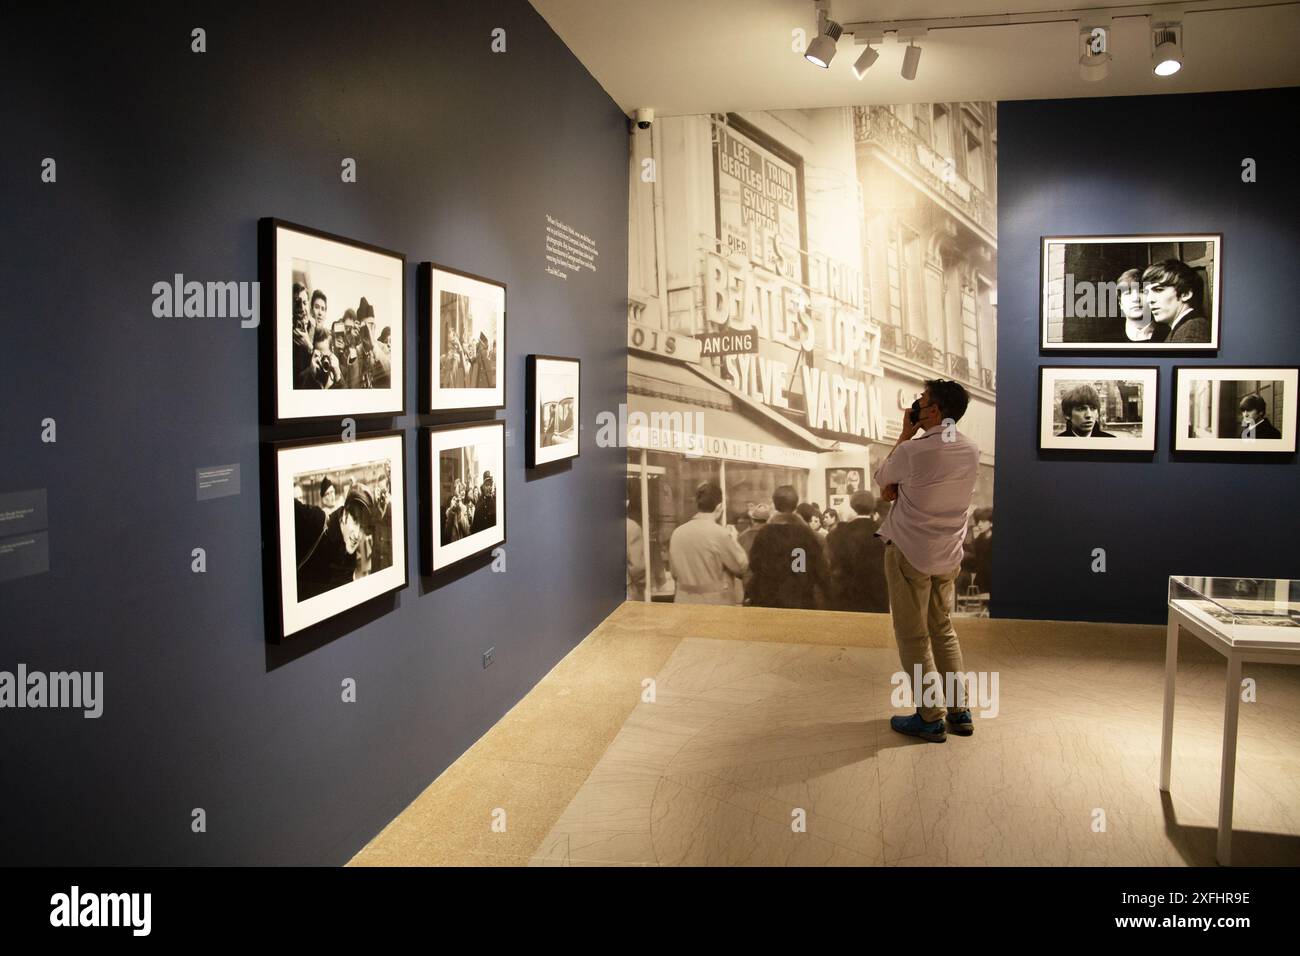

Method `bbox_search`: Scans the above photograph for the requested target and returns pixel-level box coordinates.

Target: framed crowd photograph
[266,430,407,641]
[423,421,506,574]
[526,355,580,468]
[825,467,866,518]
[260,218,406,423]
[1040,234,1221,351]
[1038,366,1160,452]
[1173,366,1298,454]
[421,262,505,412]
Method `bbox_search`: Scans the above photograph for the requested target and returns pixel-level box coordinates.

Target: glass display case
[1168,575,1300,648]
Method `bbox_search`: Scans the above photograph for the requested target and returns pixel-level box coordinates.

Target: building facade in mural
[627,104,997,614]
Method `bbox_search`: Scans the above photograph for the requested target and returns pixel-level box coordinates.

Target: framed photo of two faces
[260,219,508,640]
[1036,233,1296,455]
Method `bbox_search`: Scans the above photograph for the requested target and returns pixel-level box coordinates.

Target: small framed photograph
[526,355,580,468]
[267,430,407,641]
[825,467,865,517]
[1040,234,1221,350]
[424,421,506,573]
[261,218,405,423]
[422,263,505,412]
[1173,366,1298,454]
[1038,366,1160,452]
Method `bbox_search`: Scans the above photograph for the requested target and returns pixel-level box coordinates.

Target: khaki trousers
[883,543,967,724]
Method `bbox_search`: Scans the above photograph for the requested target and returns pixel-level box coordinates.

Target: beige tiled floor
[349,602,1300,867]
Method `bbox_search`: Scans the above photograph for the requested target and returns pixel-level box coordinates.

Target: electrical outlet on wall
[483,646,495,669]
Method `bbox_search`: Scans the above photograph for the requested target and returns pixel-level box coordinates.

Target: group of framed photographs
[1036,233,1297,456]
[260,219,580,641]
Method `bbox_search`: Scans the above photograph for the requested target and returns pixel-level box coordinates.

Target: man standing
[826,490,888,613]
[746,486,829,610]
[874,380,981,742]
[667,482,747,605]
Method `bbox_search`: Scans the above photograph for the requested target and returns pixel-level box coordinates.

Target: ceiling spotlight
[852,43,880,80]
[805,18,843,68]
[1078,24,1110,82]
[1151,21,1183,76]
[901,42,921,80]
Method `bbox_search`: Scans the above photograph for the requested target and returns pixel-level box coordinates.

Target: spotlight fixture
[900,42,921,80]
[852,43,879,79]
[1151,21,1183,76]
[1078,24,1110,82]
[805,18,843,68]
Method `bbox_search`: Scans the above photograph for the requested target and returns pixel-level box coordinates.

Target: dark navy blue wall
[0,1,628,864]
[993,88,1300,625]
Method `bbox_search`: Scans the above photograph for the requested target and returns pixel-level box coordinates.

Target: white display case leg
[1159,610,1178,792]
[1217,653,1243,866]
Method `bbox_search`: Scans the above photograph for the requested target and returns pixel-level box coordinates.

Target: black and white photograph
[526,355,580,468]
[1038,366,1159,451]
[270,431,407,640]
[1040,234,1221,350]
[263,219,406,422]
[426,422,505,572]
[422,263,505,412]
[825,467,865,519]
[1173,366,1298,453]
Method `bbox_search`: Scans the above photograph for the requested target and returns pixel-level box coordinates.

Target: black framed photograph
[1040,234,1221,350]
[1038,366,1159,452]
[424,421,505,573]
[267,430,407,641]
[1173,366,1298,454]
[526,355,580,468]
[261,218,406,423]
[422,263,505,412]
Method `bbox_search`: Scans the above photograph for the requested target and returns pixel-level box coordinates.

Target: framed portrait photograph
[825,467,866,518]
[422,263,505,412]
[261,218,405,423]
[526,355,580,468]
[1040,234,1221,351]
[1038,366,1160,452]
[267,430,407,641]
[424,421,505,574]
[1173,366,1298,454]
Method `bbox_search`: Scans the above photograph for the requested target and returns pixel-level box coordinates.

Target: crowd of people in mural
[626,483,992,612]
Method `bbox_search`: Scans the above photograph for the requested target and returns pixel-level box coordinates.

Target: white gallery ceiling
[529,0,1300,114]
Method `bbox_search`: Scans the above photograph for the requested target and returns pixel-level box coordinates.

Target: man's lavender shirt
[872,428,980,575]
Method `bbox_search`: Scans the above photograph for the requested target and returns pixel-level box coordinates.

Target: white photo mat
[427,267,505,411]
[274,224,404,420]
[1174,366,1298,453]
[1039,366,1159,451]
[531,356,579,467]
[428,423,505,571]
[275,433,406,637]
[1040,234,1221,351]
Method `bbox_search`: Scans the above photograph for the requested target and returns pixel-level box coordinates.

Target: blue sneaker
[946,710,974,736]
[890,711,946,743]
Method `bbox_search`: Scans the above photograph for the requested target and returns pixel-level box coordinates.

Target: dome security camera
[632,108,654,130]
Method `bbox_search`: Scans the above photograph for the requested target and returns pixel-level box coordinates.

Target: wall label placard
[196,464,241,501]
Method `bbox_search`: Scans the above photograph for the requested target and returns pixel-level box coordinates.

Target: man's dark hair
[342,485,375,532]
[925,379,970,423]
[310,289,327,307]
[292,282,306,299]
[695,481,723,513]
[1239,394,1267,416]
[1141,258,1203,311]
[772,485,799,514]
[312,326,332,346]
[1061,383,1102,419]
[849,490,876,516]
[319,477,335,497]
[795,502,818,524]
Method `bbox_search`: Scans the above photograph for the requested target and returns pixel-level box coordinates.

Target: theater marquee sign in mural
[627,104,998,616]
